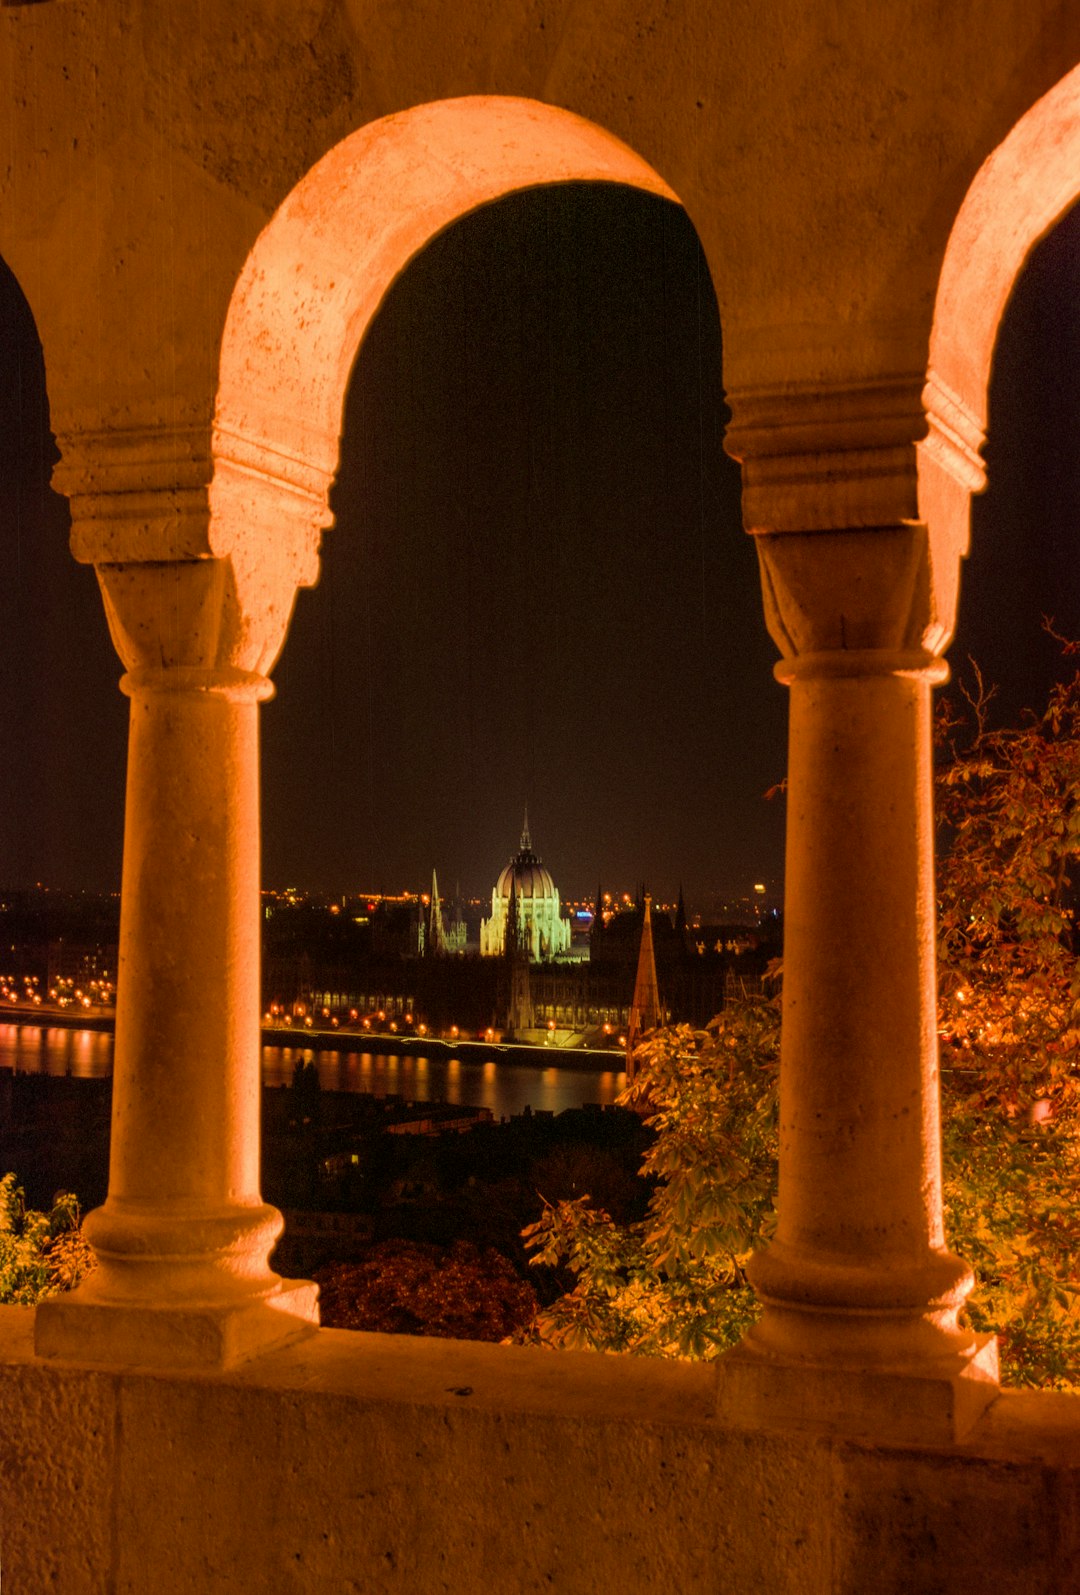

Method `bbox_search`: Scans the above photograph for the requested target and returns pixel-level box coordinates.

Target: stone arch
[208,96,681,657]
[919,64,1080,585]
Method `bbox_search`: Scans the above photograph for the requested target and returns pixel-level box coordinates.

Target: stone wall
[2,1308,1078,1594]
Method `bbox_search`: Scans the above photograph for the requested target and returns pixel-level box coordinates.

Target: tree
[935,647,1080,1384]
[935,651,1080,1116]
[0,1174,95,1305]
[520,1004,777,1360]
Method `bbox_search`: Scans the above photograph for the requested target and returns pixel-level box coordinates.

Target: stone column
[716,385,997,1442]
[35,494,321,1365]
[748,645,972,1365]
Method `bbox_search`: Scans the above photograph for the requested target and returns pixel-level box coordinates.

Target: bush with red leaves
[314,1238,538,1342]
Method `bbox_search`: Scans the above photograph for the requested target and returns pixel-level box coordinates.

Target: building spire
[504,879,534,1035]
[428,867,445,956]
[627,893,662,1083]
[520,804,531,852]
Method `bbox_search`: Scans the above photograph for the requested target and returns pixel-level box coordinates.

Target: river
[0,1022,627,1120]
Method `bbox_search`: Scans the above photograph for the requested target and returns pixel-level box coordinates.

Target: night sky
[1,184,1079,905]
[265,186,779,904]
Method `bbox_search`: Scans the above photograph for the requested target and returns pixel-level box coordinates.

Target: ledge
[1,1307,1079,1594]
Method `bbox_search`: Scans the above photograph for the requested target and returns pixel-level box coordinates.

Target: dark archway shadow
[953,199,1080,714]
[0,255,126,894]
[262,183,785,913]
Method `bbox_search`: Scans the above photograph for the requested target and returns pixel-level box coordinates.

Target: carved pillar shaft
[746,648,975,1366]
[35,536,320,1369]
[90,668,273,1286]
[715,385,998,1438]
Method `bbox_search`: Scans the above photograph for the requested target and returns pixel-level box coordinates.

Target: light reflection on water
[262,1044,625,1118]
[0,1024,626,1120]
[0,1024,114,1080]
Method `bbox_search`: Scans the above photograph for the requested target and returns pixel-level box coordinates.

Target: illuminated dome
[480,813,571,961]
[495,842,557,903]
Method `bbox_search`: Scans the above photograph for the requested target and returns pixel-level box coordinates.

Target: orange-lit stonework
[2,5,1080,1591]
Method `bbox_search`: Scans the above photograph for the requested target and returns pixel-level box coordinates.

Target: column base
[34,1277,319,1371]
[714,1332,999,1445]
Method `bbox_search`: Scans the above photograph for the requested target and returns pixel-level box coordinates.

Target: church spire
[428,868,445,956]
[627,894,662,1084]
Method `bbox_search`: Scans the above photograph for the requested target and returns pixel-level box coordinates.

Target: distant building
[420,870,468,957]
[479,813,571,962]
[443,884,468,955]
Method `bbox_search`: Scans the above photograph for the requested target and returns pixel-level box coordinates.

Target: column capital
[56,422,333,679]
[729,376,986,663]
[56,423,216,565]
[725,373,986,536]
[755,522,960,660]
[94,547,298,682]
[57,422,330,585]
[724,377,927,535]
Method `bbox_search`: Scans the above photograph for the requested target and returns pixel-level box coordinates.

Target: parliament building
[478,814,572,962]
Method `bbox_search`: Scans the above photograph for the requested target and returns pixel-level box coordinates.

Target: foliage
[520,1005,777,1360]
[936,649,1080,1121]
[315,1238,537,1341]
[0,1175,95,1306]
[934,647,1080,1385]
[942,1096,1080,1388]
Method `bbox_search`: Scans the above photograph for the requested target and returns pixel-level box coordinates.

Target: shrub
[0,1174,95,1306]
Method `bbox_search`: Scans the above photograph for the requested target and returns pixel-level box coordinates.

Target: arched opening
[210,97,684,610]
[926,69,1080,1390]
[261,181,780,909]
[951,202,1080,699]
[257,182,782,1278]
[214,96,783,1029]
[209,96,784,1336]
